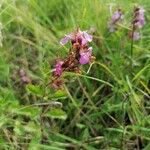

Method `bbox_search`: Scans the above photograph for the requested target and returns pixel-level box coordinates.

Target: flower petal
[133,32,140,41]
[60,35,71,45]
[88,47,93,53]
[83,31,93,42]
[79,47,93,65]
[54,60,64,76]
[111,10,122,22]
[79,53,90,64]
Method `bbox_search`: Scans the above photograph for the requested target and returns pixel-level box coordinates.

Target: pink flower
[60,30,92,46]
[21,76,31,84]
[108,9,123,32]
[60,33,74,46]
[133,32,140,41]
[54,60,64,76]
[19,69,26,77]
[111,10,123,23]
[60,35,70,46]
[80,31,93,46]
[135,19,145,28]
[83,31,93,42]
[134,7,145,28]
[129,6,145,41]
[79,47,93,65]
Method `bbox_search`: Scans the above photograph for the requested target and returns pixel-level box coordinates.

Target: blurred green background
[0,0,150,149]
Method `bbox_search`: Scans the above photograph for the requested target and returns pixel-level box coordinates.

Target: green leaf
[44,108,67,120]
[144,143,150,150]
[26,84,44,96]
[76,123,86,129]
[17,107,41,118]
[51,90,67,99]
[132,63,150,81]
[0,57,9,82]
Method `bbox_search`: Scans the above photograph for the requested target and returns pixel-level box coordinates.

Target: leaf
[0,57,9,82]
[17,107,41,118]
[44,108,67,120]
[51,90,67,99]
[24,122,40,133]
[81,128,89,141]
[76,123,86,129]
[144,143,150,150]
[26,84,44,96]
[132,64,150,81]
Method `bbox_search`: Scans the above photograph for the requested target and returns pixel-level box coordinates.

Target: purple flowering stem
[131,31,134,59]
[46,53,78,87]
[130,25,134,59]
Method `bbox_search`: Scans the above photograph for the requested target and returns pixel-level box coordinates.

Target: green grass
[0,0,150,149]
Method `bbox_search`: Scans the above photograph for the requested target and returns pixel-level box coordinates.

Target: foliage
[0,0,150,149]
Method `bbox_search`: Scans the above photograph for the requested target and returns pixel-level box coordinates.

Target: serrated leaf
[54,90,67,97]
[26,84,44,96]
[50,90,67,99]
[17,107,41,118]
[44,108,67,120]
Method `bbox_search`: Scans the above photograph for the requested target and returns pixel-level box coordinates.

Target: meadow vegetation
[0,0,150,149]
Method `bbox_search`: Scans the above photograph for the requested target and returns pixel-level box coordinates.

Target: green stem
[130,24,134,60]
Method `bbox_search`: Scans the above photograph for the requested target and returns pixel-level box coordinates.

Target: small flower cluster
[130,7,145,41]
[19,68,31,84]
[108,9,123,32]
[51,28,94,89]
